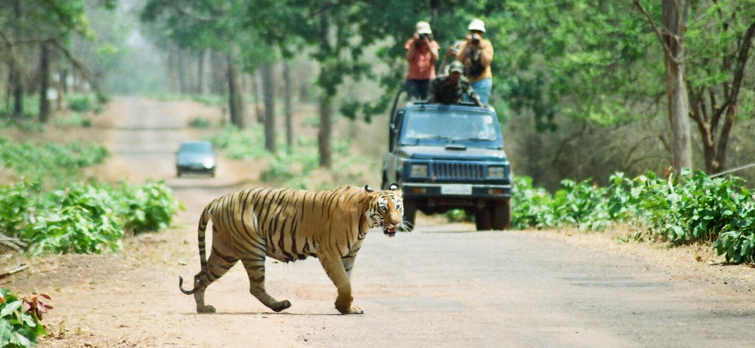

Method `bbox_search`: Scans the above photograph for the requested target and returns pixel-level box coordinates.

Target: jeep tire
[475,207,492,231]
[492,199,511,230]
[401,198,417,232]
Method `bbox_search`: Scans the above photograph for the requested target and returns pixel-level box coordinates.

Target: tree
[283,61,294,152]
[635,0,693,173]
[0,0,111,120]
[141,0,251,129]
[262,61,276,153]
[684,1,755,174]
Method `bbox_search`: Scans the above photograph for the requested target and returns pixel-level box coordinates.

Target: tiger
[179,183,404,315]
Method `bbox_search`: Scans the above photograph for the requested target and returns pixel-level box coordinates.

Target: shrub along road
[6,98,754,347]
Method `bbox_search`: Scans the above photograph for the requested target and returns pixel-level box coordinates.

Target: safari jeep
[382,101,513,231]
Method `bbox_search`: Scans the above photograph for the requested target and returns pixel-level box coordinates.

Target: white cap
[468,19,486,33]
[416,21,432,34]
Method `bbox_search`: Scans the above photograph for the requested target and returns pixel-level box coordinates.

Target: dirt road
[5,98,755,347]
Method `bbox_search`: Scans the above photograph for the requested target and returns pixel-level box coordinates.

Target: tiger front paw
[337,304,364,314]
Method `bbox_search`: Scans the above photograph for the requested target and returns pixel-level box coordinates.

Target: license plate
[440,184,473,195]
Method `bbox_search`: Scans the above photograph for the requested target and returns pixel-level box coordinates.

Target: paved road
[32,99,755,347]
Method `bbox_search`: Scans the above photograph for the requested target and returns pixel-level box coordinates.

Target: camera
[471,34,480,45]
[418,33,429,40]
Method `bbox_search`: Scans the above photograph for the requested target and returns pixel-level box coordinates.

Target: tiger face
[365,183,404,237]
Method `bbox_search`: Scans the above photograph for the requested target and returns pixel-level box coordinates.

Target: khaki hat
[416,21,432,34]
[448,61,464,74]
[468,19,486,33]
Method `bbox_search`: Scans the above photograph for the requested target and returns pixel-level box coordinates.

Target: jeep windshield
[399,109,501,148]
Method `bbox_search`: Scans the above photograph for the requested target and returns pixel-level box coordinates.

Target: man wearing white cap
[456,18,494,104]
[405,21,440,100]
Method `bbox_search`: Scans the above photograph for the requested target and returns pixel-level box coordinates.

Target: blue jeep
[381,100,512,231]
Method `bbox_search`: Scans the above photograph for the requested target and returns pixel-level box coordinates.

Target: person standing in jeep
[405,21,440,101]
[456,19,494,104]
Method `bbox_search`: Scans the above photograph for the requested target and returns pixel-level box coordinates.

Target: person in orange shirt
[456,19,494,104]
[404,21,440,101]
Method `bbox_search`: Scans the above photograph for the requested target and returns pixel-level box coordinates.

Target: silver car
[176,141,216,177]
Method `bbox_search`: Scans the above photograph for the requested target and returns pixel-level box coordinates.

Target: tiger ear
[364,185,374,193]
[389,183,400,191]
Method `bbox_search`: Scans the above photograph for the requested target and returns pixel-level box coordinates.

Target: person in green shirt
[428,61,483,106]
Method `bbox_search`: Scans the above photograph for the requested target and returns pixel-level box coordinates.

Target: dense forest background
[2,0,755,190]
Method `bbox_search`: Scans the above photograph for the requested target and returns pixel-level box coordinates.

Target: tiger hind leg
[194,248,239,313]
[241,257,291,312]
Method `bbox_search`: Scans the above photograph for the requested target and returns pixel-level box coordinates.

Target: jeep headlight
[488,166,505,179]
[203,159,215,169]
[410,164,428,177]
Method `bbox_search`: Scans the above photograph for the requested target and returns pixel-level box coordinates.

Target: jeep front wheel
[475,207,492,231]
[401,198,417,232]
[492,199,511,230]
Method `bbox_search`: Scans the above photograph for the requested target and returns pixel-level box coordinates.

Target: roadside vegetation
[0,288,51,348]
[0,136,182,256]
[512,171,755,264]
[208,124,377,190]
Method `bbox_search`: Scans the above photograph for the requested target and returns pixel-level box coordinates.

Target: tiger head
[364,183,404,237]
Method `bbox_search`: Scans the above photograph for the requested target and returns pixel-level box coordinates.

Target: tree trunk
[197,49,206,95]
[38,42,50,122]
[318,7,332,168]
[318,96,332,168]
[169,46,179,94]
[250,72,263,124]
[262,62,276,153]
[662,0,692,173]
[227,52,246,129]
[11,0,23,117]
[177,49,187,94]
[283,62,294,152]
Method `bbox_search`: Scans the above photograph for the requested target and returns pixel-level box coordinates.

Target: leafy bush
[513,170,755,263]
[66,94,93,113]
[0,137,108,183]
[208,125,268,160]
[0,288,51,348]
[0,180,182,255]
[116,181,183,234]
[188,117,211,129]
[54,114,92,128]
[24,184,123,255]
[511,177,556,229]
[443,209,470,223]
[0,182,36,239]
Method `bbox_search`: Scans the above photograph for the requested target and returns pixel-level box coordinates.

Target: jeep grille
[432,162,484,179]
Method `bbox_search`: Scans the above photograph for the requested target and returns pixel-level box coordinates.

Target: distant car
[176,141,216,177]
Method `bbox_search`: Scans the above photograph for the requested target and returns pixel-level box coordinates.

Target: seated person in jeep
[428,61,483,107]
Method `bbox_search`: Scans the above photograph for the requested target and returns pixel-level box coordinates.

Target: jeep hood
[397,146,507,161]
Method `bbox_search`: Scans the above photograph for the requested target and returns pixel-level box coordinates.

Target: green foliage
[209,124,375,190]
[0,137,108,184]
[25,184,124,255]
[0,289,51,348]
[55,114,93,128]
[188,117,211,129]
[513,171,755,263]
[0,180,182,255]
[66,94,94,113]
[443,209,470,223]
[208,125,268,160]
[0,182,36,239]
[116,181,183,234]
